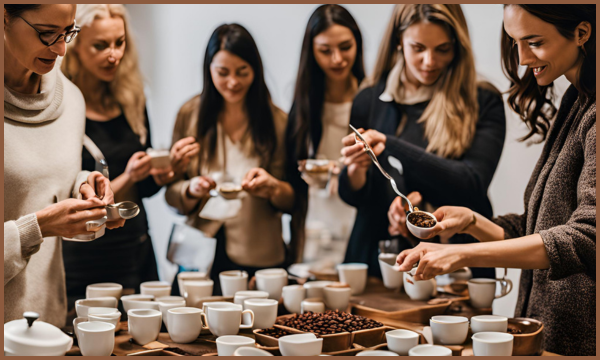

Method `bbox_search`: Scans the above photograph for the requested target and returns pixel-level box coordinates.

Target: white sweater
[4,63,88,327]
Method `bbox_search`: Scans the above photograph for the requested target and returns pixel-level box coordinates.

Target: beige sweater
[4,63,88,327]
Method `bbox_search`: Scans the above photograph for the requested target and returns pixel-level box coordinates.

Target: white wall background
[126,4,570,317]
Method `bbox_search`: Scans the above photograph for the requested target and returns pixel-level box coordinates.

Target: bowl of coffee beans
[406,207,438,239]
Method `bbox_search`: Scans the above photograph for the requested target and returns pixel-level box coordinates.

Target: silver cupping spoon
[106,201,140,220]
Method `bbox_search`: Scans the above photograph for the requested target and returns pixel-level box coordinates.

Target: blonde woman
[61,4,199,304]
[339,4,505,278]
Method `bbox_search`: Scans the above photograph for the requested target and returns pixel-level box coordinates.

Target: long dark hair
[290,4,365,160]
[501,5,596,141]
[197,23,276,169]
[4,4,41,18]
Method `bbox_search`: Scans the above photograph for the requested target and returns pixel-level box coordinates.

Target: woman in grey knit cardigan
[392,5,595,356]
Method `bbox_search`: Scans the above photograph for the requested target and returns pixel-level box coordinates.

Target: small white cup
[470,315,508,334]
[86,283,123,300]
[120,294,157,313]
[408,344,452,356]
[204,302,254,336]
[301,298,325,314]
[88,308,121,332]
[430,316,469,345]
[243,298,278,329]
[75,297,118,318]
[403,273,436,301]
[177,271,207,296]
[303,281,333,299]
[158,299,187,331]
[379,258,403,290]
[234,290,269,305]
[233,347,273,356]
[73,317,88,342]
[77,321,115,356]
[183,279,214,307]
[167,307,208,343]
[219,270,249,296]
[337,263,368,295]
[468,278,513,308]
[406,211,438,239]
[385,329,420,355]
[322,285,351,311]
[141,281,172,298]
[356,350,399,356]
[472,332,514,356]
[255,268,288,300]
[282,285,306,314]
[128,309,162,345]
[216,335,256,356]
[278,333,323,356]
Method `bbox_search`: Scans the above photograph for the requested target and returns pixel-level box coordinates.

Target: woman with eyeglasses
[4,4,122,327]
[60,4,198,308]
[166,24,294,295]
[394,5,595,355]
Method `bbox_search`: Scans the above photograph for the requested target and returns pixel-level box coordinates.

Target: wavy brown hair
[501,4,595,142]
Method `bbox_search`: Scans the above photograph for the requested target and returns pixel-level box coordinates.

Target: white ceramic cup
[470,315,508,334]
[278,333,323,356]
[468,278,513,308]
[233,347,273,356]
[301,298,325,314]
[167,307,208,343]
[472,332,514,356]
[408,344,452,356]
[219,270,249,296]
[73,317,88,342]
[75,297,118,318]
[77,321,115,356]
[356,350,399,356]
[337,263,368,295]
[204,302,254,336]
[140,281,172,298]
[86,283,123,300]
[430,316,469,345]
[379,261,403,291]
[127,309,162,345]
[216,335,256,356]
[88,308,121,332]
[322,286,351,311]
[158,299,187,331]
[303,281,333,299]
[403,273,436,301]
[385,329,420,355]
[183,279,214,307]
[243,298,278,329]
[254,268,288,300]
[177,271,208,296]
[406,211,438,239]
[282,285,306,314]
[234,290,269,305]
[120,294,157,313]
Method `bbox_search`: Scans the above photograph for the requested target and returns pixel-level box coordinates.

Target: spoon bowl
[106,201,140,220]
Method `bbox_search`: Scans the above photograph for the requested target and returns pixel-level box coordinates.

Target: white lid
[4,312,73,356]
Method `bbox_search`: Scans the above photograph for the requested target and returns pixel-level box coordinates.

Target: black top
[339,79,506,277]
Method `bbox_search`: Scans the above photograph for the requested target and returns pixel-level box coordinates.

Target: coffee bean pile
[256,327,292,338]
[276,310,383,335]
[408,211,436,228]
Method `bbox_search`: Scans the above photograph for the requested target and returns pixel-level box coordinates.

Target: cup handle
[200,312,210,330]
[239,309,254,329]
[495,278,513,299]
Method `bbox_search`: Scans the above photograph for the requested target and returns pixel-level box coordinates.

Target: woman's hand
[396,242,469,281]
[242,168,280,199]
[124,151,152,183]
[187,176,216,199]
[150,166,176,186]
[340,129,386,177]
[35,197,108,238]
[79,171,125,229]
[388,192,423,237]
[413,206,474,240]
[171,137,200,175]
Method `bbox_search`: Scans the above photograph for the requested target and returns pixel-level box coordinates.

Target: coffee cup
[403,273,436,301]
[385,329,420,355]
[147,148,171,168]
[255,268,288,300]
[167,307,208,343]
[141,281,172,298]
[470,315,508,334]
[430,316,469,345]
[303,281,333,299]
[86,283,123,300]
[204,302,254,336]
[278,333,323,356]
[177,271,208,296]
[282,285,306,314]
[120,294,157,313]
[75,297,118,318]
[378,256,403,290]
[322,284,351,311]
[219,270,249,296]
[88,311,121,333]
[77,321,115,356]
[233,347,273,356]
[337,263,368,295]
[216,335,256,356]
[182,279,214,307]
[158,299,187,331]
[234,290,269,305]
[408,344,452,356]
[468,278,513,308]
[73,317,88,342]
[301,298,325,314]
[243,298,278,329]
[356,350,399,356]
[128,309,162,345]
[472,332,514,356]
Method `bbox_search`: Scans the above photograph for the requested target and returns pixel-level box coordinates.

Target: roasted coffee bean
[276,310,383,335]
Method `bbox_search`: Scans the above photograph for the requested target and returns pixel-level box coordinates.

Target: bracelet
[460,212,477,233]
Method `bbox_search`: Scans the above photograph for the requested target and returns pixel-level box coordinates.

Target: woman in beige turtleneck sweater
[4,4,122,327]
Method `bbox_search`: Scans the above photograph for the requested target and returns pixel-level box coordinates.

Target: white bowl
[216,335,256,356]
[472,332,514,356]
[140,281,172,298]
[233,346,274,356]
[408,344,452,356]
[303,281,333,299]
[278,334,323,356]
[75,297,118,318]
[86,283,123,300]
[430,316,469,345]
[88,311,122,332]
[121,294,156,313]
[406,211,438,239]
[385,329,420,355]
[356,350,399,356]
[470,315,508,334]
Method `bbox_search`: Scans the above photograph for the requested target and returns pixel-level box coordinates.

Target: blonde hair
[369,4,481,159]
[62,4,147,145]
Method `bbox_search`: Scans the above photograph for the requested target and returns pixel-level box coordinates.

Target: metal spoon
[106,201,140,220]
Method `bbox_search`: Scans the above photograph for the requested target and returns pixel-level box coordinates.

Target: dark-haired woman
[285,4,364,262]
[394,4,595,355]
[4,4,121,326]
[166,24,293,295]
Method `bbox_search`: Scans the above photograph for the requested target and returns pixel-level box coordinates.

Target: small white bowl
[140,281,171,298]
[88,310,122,332]
[470,315,508,334]
[75,297,118,318]
[216,335,256,356]
[86,283,123,300]
[406,211,438,239]
[385,329,420,355]
[121,294,156,313]
[472,332,514,356]
[233,346,274,356]
[303,281,333,299]
[430,315,469,345]
[408,344,452,356]
[356,350,399,356]
[278,333,323,356]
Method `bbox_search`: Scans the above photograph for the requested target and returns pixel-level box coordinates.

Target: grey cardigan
[494,86,596,356]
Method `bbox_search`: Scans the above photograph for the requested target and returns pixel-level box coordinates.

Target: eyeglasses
[18,15,80,46]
